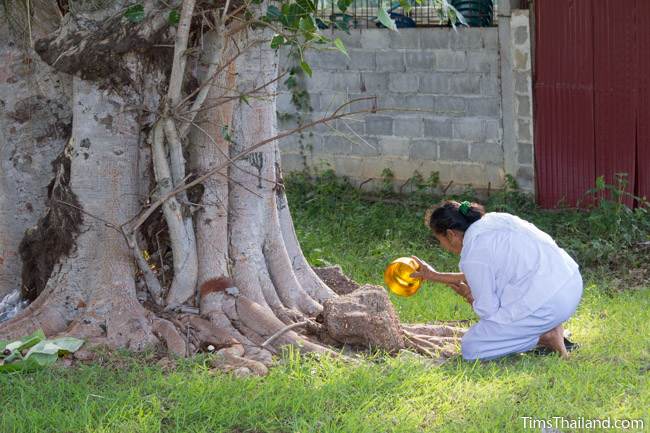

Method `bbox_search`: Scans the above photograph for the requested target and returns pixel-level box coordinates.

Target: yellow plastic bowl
[384,257,422,297]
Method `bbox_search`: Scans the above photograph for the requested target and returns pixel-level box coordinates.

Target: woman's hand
[409,255,439,281]
[447,281,474,305]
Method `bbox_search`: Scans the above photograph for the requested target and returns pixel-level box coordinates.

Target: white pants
[461,273,583,361]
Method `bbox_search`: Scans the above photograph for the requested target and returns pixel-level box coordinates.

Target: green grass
[1,176,649,433]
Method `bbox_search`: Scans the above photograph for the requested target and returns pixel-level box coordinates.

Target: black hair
[426,200,485,234]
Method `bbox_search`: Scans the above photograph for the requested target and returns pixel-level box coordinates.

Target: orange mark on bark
[199,276,234,298]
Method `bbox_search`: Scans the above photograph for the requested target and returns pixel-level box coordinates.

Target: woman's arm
[409,255,466,285]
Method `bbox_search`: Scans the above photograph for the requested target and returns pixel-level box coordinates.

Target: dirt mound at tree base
[321,285,405,352]
[312,266,360,295]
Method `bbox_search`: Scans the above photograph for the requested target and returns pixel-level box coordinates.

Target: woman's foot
[538,325,569,359]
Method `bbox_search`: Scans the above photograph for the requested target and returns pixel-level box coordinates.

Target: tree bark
[0,1,462,368]
[0,4,71,299]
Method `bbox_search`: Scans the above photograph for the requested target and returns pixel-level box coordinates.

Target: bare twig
[261,321,309,348]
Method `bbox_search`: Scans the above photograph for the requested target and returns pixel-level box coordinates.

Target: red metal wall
[534,0,595,208]
[638,1,650,203]
[534,0,649,207]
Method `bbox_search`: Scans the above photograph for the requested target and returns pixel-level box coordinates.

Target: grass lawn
[1,176,648,433]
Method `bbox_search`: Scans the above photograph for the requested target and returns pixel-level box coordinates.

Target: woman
[411,200,583,360]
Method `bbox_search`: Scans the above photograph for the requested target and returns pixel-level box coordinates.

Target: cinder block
[346,49,377,71]
[452,118,484,141]
[516,165,534,190]
[447,162,488,184]
[334,155,363,174]
[317,92,349,113]
[433,50,467,72]
[420,28,451,49]
[485,119,501,141]
[347,93,379,111]
[409,138,438,160]
[517,118,532,142]
[518,141,533,164]
[514,48,530,70]
[514,71,530,93]
[466,97,501,117]
[419,73,450,94]
[360,72,390,93]
[389,29,420,49]
[280,153,307,172]
[433,96,466,116]
[439,140,469,160]
[336,30,363,48]
[483,28,499,50]
[516,94,531,117]
[276,91,294,113]
[334,117,365,135]
[405,51,435,71]
[365,115,394,136]
[424,118,452,138]
[402,94,435,112]
[376,51,406,72]
[514,26,529,45]
[466,51,498,72]
[360,157,389,178]
[333,72,362,92]
[379,136,411,156]
[389,73,420,93]
[320,134,380,156]
[305,70,335,91]
[394,117,423,137]
[469,142,503,163]
[450,28,484,49]
[306,50,348,70]
[449,73,482,95]
[480,74,500,96]
[360,30,391,49]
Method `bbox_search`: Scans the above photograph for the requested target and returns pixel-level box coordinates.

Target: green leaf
[239,95,251,106]
[333,38,349,58]
[124,4,145,23]
[168,9,180,25]
[377,8,398,32]
[399,0,412,13]
[299,16,316,33]
[596,176,606,190]
[270,34,286,49]
[5,329,45,353]
[266,5,282,20]
[221,125,232,142]
[44,337,84,354]
[296,0,317,13]
[337,0,353,13]
[0,340,7,353]
[300,61,313,77]
[25,352,58,367]
[284,75,297,89]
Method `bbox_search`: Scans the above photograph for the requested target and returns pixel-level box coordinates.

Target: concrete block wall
[277,27,506,193]
[510,10,534,190]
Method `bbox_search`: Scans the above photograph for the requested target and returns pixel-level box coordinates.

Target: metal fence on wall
[316,0,497,28]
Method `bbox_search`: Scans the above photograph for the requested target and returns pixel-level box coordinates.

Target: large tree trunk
[0,0,462,370]
[0,4,71,300]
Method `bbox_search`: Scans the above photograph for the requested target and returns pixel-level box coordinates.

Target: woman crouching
[411,200,583,360]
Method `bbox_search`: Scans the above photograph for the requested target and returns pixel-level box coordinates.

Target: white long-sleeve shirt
[459,212,580,324]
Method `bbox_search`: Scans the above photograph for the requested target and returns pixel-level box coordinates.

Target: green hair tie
[459,201,471,216]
